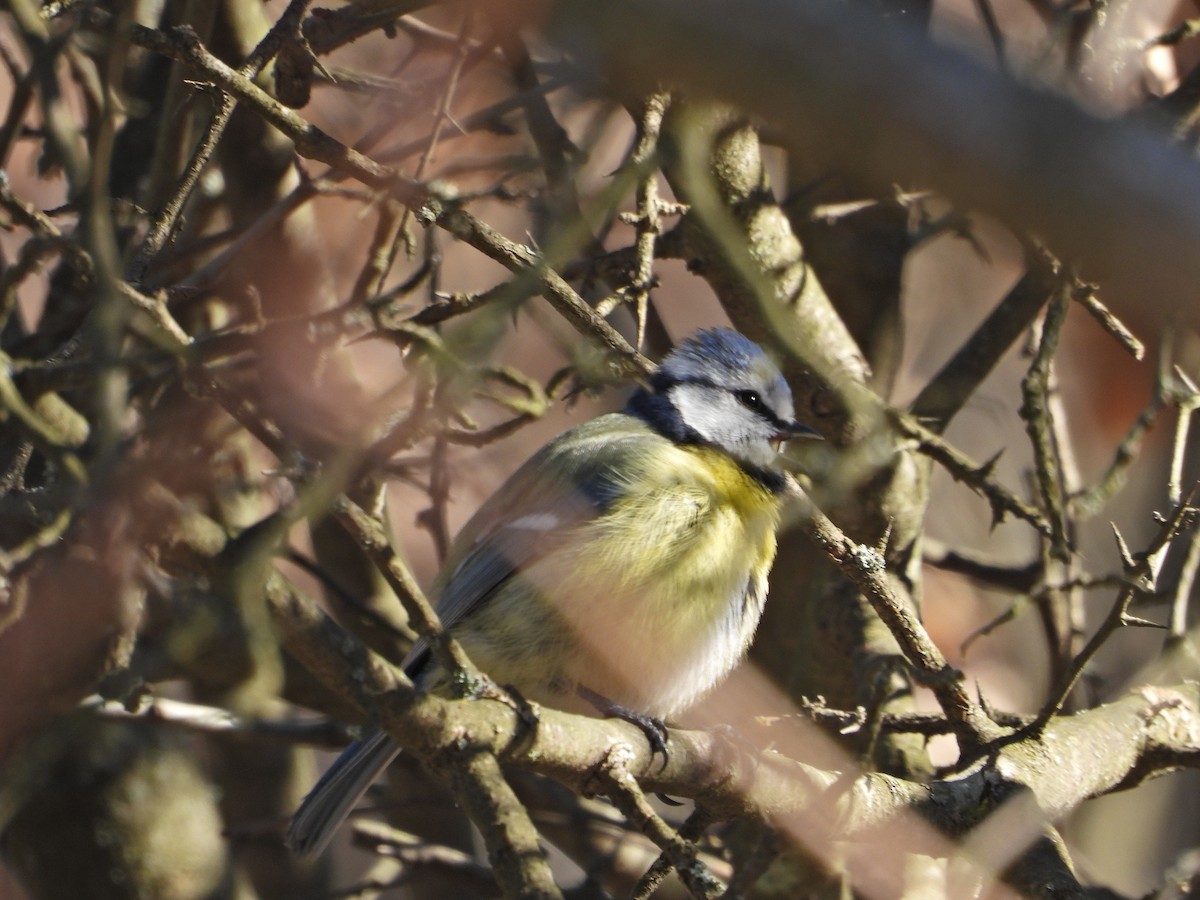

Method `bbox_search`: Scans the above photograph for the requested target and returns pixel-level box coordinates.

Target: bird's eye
[735,390,764,411]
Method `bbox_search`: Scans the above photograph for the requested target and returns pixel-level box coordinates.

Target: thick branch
[265,574,1200,857]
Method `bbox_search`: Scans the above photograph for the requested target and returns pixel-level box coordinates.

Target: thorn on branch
[1036,490,1200,726]
[894,413,1054,538]
[788,477,1002,747]
[1111,523,1137,571]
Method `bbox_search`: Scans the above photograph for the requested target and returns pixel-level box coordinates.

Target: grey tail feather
[285,732,401,857]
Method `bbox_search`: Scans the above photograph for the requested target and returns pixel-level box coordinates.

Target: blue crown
[667,328,763,372]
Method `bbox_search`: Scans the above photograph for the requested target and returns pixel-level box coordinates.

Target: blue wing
[402,412,654,681]
[291,413,663,857]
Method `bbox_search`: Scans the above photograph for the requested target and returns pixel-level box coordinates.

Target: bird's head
[630,328,819,474]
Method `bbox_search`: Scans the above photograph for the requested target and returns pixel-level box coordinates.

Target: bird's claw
[576,685,671,769]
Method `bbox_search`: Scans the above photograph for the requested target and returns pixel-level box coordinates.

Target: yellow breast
[542,443,782,714]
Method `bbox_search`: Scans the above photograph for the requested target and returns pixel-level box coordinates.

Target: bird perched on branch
[288,327,817,856]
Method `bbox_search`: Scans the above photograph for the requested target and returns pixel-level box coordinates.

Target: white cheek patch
[669,383,779,469]
[669,383,728,442]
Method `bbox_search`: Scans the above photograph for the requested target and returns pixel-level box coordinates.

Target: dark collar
[625,389,787,494]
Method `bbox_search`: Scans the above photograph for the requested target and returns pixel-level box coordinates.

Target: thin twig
[794,698,1028,736]
[419,198,652,380]
[125,22,413,192]
[497,32,580,218]
[624,92,671,350]
[1019,284,1072,561]
[910,258,1056,430]
[0,35,57,169]
[1168,366,1200,507]
[788,478,1002,747]
[1072,282,1144,360]
[1034,492,1199,728]
[331,494,479,687]
[1043,321,1087,689]
[85,695,352,746]
[416,434,452,563]
[127,0,317,282]
[374,12,475,302]
[373,72,576,166]
[0,352,88,484]
[1147,18,1200,48]
[1167,524,1200,654]
[1071,365,1169,519]
[127,91,236,283]
[894,413,1054,537]
[630,807,715,900]
[349,820,496,891]
[350,199,407,308]
[922,540,1040,592]
[594,747,723,900]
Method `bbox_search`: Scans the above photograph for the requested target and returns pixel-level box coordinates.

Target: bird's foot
[500,683,542,735]
[576,685,670,768]
[453,673,541,734]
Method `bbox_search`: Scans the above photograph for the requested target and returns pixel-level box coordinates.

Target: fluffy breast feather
[526,442,781,716]
[428,415,784,719]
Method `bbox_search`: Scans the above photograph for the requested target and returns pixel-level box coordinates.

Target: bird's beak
[771,421,822,453]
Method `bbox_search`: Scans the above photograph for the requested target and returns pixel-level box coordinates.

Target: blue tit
[287,327,816,856]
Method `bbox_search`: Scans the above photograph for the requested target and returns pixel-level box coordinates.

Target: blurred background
[2,0,1199,896]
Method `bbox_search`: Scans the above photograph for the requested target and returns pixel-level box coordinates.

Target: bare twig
[1168,367,1200,508]
[1071,282,1144,360]
[922,540,1040,592]
[331,494,479,688]
[788,479,1002,747]
[360,12,475,306]
[85,695,352,746]
[621,91,671,350]
[593,747,723,900]
[1167,524,1200,655]
[496,32,580,220]
[1019,284,1072,561]
[972,0,1007,70]
[894,413,1053,537]
[0,353,88,484]
[350,820,497,891]
[127,0,317,282]
[374,72,576,166]
[439,749,563,900]
[1034,494,1199,728]
[0,34,59,169]
[126,22,414,193]
[630,807,715,900]
[1071,364,1169,519]
[418,198,652,379]
[911,258,1056,429]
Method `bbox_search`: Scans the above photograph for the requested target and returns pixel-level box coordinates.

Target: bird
[287,327,816,856]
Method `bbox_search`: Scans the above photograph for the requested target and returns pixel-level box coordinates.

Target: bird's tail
[285,731,401,857]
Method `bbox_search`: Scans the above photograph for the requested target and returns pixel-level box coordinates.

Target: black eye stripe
[735,389,770,416]
[666,377,790,430]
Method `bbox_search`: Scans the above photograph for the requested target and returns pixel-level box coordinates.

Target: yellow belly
[454,444,782,717]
